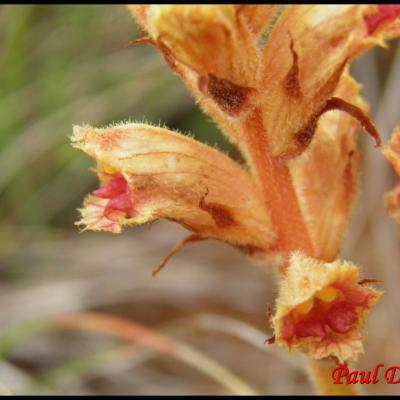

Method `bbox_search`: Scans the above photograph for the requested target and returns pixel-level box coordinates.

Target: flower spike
[72,6,400,388]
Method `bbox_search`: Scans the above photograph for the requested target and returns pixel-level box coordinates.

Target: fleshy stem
[243,108,314,262]
[241,107,360,395]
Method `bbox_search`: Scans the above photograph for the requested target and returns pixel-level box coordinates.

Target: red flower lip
[93,174,127,199]
[364,5,400,34]
[93,174,134,217]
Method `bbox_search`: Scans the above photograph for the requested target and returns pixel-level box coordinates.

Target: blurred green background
[0,4,400,395]
[0,4,235,233]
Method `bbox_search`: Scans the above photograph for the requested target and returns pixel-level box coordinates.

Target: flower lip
[295,319,326,340]
[93,173,134,218]
[277,280,377,363]
[326,302,358,334]
[284,286,358,341]
[282,286,361,342]
[273,253,382,363]
[364,5,400,35]
[93,174,127,199]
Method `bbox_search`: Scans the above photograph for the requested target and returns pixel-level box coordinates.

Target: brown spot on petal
[199,74,255,115]
[294,114,319,150]
[202,203,235,228]
[342,150,357,204]
[284,34,302,99]
[199,188,235,228]
[328,33,347,49]
[236,243,267,258]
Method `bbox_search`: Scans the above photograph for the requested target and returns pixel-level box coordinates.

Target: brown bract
[289,73,365,261]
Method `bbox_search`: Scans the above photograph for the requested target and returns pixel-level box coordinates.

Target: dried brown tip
[199,74,256,116]
[125,37,158,49]
[329,355,342,366]
[323,97,382,148]
[265,335,275,345]
[358,278,383,286]
[151,234,205,278]
[284,33,302,99]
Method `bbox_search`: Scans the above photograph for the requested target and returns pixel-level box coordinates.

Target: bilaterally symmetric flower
[72,4,400,373]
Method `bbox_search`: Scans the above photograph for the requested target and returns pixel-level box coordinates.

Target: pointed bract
[289,73,365,261]
[259,5,398,159]
[129,5,259,88]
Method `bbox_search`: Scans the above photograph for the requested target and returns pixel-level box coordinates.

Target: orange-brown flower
[72,123,276,260]
[272,252,382,363]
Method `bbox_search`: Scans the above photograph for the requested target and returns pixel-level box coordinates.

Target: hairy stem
[242,107,314,262]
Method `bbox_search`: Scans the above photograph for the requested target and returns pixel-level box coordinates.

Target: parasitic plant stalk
[71,4,400,395]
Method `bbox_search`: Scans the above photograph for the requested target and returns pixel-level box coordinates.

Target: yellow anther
[103,164,116,174]
[315,286,338,302]
[295,298,314,314]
